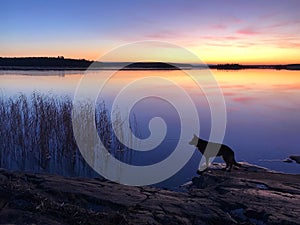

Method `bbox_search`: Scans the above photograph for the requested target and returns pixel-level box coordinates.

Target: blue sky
[1,0,300,63]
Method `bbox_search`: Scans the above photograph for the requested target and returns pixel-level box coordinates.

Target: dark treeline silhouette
[0,57,101,70]
[122,62,192,70]
[0,57,191,70]
[209,63,300,70]
[212,64,243,70]
[0,57,299,70]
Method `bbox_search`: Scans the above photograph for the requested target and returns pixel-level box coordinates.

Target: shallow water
[0,69,299,187]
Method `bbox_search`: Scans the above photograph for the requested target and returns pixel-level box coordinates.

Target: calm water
[0,69,299,187]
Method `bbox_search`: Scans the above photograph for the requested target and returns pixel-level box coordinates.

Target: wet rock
[244,208,269,222]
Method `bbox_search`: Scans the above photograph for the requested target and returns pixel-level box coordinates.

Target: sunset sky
[1,0,300,64]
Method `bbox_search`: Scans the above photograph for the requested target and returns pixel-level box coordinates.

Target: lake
[0,69,299,188]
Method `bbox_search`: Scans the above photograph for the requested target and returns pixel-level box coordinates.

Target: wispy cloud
[236,28,260,35]
[211,24,227,30]
[272,83,300,90]
[201,36,244,41]
[144,30,179,39]
[233,96,257,104]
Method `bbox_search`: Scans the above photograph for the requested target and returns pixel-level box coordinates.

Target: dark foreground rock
[290,155,300,164]
[0,163,299,225]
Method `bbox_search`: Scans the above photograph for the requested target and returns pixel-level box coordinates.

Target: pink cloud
[222,92,237,96]
[227,107,239,112]
[272,83,300,91]
[278,42,300,49]
[211,24,227,30]
[201,36,244,41]
[221,84,253,90]
[259,36,300,49]
[145,31,178,39]
[231,17,243,24]
[236,28,260,35]
[233,96,256,103]
[223,36,243,40]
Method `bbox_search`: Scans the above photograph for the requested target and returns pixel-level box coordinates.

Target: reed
[0,92,136,177]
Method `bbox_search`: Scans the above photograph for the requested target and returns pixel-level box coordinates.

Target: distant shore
[1,57,300,70]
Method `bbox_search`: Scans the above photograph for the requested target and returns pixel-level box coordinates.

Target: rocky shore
[0,163,299,225]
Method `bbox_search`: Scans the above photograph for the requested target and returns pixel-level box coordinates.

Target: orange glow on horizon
[189,45,300,65]
[2,42,300,65]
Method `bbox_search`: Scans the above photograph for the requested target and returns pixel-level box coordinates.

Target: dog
[189,134,241,171]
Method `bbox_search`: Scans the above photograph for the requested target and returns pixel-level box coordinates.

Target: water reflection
[0,69,299,187]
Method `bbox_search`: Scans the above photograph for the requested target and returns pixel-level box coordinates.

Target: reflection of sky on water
[0,69,299,186]
[0,70,82,97]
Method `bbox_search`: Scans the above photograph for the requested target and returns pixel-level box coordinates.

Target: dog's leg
[205,157,209,169]
[197,169,207,175]
[227,163,233,172]
[197,156,209,175]
[222,163,228,171]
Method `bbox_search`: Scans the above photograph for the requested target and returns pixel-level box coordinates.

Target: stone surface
[290,155,300,164]
[0,162,299,225]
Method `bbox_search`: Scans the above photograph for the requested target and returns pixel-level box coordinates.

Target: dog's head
[188,134,199,146]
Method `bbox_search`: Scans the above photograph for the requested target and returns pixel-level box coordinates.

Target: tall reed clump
[0,92,136,177]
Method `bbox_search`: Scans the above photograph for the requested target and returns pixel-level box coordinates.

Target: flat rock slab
[290,155,300,164]
[0,163,299,225]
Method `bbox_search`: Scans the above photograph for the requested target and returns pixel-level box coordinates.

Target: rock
[290,155,300,164]
[0,164,299,225]
[283,158,293,163]
[255,183,268,190]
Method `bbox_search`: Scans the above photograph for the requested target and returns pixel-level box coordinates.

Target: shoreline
[0,58,299,71]
[1,162,299,224]
[1,66,300,71]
